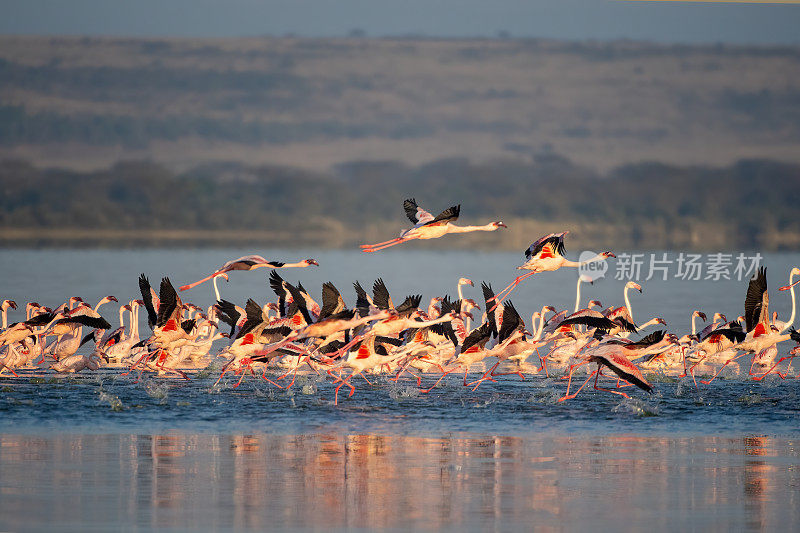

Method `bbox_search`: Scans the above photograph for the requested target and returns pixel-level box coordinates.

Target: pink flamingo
[179,256,318,297]
[360,198,506,252]
[491,232,614,308]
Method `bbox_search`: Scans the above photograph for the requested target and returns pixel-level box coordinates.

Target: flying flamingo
[360,198,506,252]
[179,256,319,299]
[490,232,614,308]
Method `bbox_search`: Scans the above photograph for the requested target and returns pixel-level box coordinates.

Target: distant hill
[0,35,799,172]
[2,156,799,250]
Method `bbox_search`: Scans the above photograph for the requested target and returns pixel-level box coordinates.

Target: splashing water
[97,388,124,411]
[612,397,660,417]
[143,380,169,403]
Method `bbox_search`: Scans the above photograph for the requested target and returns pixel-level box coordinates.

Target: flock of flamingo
[2,199,800,404]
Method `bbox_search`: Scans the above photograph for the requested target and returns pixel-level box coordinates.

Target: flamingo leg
[362,237,417,253]
[259,366,284,388]
[178,270,226,292]
[334,371,357,405]
[558,366,596,402]
[0,365,19,378]
[488,272,537,312]
[123,348,155,376]
[751,355,794,381]
[360,237,405,248]
[233,365,250,388]
[420,368,455,393]
[592,369,631,399]
[490,359,526,380]
[468,361,501,390]
[701,352,746,385]
[361,238,406,252]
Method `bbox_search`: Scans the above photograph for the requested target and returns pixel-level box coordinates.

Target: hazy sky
[1,0,799,44]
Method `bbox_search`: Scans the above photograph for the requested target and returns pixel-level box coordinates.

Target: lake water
[2,247,800,530]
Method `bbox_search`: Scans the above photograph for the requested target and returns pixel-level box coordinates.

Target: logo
[578,250,609,281]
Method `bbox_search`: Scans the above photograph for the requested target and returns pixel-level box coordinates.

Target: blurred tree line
[1,155,799,250]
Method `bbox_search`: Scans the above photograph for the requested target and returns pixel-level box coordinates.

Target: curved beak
[308,259,320,266]
[497,222,508,229]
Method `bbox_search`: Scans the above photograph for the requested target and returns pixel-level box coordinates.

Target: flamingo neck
[537,308,550,340]
[457,282,471,331]
[280,261,312,268]
[447,223,498,234]
[574,278,582,313]
[212,275,222,302]
[2,308,7,329]
[624,286,634,323]
[781,271,797,333]
[563,254,607,269]
[691,314,698,336]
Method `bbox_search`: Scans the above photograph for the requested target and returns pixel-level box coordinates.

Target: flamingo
[491,232,614,307]
[50,350,107,373]
[179,256,319,298]
[360,198,506,252]
[558,341,654,401]
[733,267,798,376]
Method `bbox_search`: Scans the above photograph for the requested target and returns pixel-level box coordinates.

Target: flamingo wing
[139,274,158,329]
[353,281,371,316]
[461,322,492,353]
[23,311,56,327]
[269,270,290,318]
[372,278,394,310]
[54,314,112,330]
[701,327,746,343]
[221,255,272,271]
[235,299,265,339]
[621,330,665,349]
[557,315,617,332]
[524,232,567,261]
[594,351,653,393]
[498,301,523,343]
[395,294,422,316]
[744,266,768,333]
[481,282,501,338]
[319,281,346,320]
[156,277,179,328]
[403,198,434,225]
[425,204,460,227]
[214,299,241,338]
